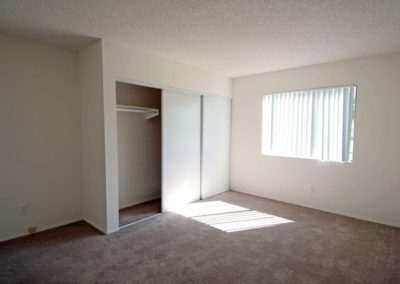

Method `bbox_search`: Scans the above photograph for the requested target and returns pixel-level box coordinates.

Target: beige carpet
[0,191,399,283]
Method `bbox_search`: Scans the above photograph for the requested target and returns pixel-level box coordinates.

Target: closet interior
[116,82,162,227]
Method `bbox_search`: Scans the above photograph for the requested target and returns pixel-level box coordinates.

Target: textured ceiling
[1,0,400,77]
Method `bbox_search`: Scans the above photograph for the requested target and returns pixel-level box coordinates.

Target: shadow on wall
[173,201,294,233]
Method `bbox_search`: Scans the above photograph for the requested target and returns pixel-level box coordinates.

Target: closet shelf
[116,105,159,120]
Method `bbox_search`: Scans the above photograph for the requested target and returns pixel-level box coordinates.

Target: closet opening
[116,81,162,227]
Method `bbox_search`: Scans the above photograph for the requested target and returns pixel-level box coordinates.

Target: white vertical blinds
[262,86,356,162]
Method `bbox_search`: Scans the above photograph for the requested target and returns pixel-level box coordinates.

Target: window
[262,85,357,162]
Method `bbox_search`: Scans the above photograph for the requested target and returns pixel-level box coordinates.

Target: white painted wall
[102,40,232,98]
[0,35,231,240]
[162,90,201,211]
[201,95,231,199]
[231,52,400,227]
[78,41,107,232]
[116,83,161,209]
[0,34,82,241]
[101,39,231,233]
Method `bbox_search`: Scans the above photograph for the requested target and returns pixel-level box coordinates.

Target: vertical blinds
[262,86,356,162]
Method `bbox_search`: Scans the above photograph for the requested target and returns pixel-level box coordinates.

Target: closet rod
[116,104,159,120]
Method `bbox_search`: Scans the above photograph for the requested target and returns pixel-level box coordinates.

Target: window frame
[261,84,358,163]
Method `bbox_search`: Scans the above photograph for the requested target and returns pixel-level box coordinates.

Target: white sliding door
[162,89,201,211]
[201,95,231,199]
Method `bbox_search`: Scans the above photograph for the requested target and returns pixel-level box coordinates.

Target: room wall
[78,40,108,233]
[0,35,231,240]
[231,52,400,227]
[201,95,231,199]
[0,34,82,241]
[101,39,232,233]
[116,83,161,209]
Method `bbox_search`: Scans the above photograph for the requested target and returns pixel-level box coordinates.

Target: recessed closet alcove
[116,82,162,226]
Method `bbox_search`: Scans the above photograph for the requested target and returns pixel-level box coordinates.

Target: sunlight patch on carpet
[173,201,294,232]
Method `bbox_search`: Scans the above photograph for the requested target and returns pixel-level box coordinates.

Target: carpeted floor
[119,198,161,226]
[0,191,399,283]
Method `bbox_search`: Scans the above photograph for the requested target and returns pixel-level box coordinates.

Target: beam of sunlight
[173,201,294,233]
[173,201,248,217]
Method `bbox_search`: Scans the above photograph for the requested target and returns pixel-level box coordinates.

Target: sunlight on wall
[173,201,294,233]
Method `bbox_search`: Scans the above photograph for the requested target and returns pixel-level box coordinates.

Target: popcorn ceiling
[1,0,399,77]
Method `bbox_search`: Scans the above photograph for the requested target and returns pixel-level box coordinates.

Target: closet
[115,80,231,228]
[116,82,162,226]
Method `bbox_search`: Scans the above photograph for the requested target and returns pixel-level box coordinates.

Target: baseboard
[201,188,230,199]
[106,226,120,234]
[119,195,161,210]
[0,217,82,243]
[83,218,107,234]
[231,189,400,228]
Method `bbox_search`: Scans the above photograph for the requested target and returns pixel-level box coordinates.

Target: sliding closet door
[201,95,231,199]
[162,90,201,212]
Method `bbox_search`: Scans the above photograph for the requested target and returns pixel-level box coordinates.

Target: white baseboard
[204,189,230,199]
[106,226,120,234]
[0,217,81,243]
[119,195,161,210]
[83,218,107,233]
[231,189,400,228]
